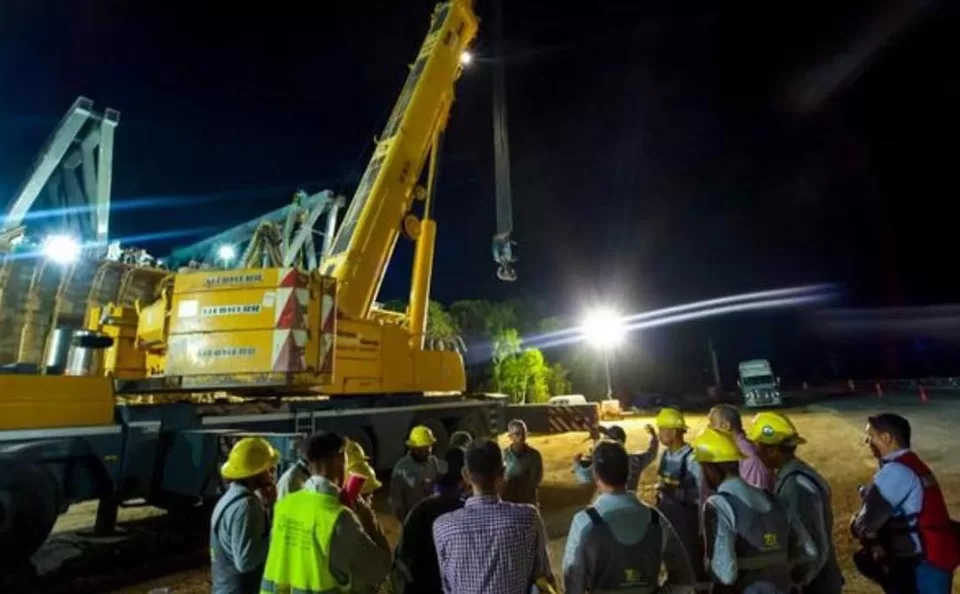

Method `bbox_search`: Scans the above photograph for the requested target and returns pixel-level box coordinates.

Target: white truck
[737,359,784,408]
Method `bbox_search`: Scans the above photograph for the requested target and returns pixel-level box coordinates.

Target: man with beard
[211,437,277,594]
[390,425,446,521]
[748,411,844,593]
[851,413,959,594]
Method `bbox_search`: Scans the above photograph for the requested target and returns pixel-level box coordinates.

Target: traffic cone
[875,382,883,398]
[919,384,929,403]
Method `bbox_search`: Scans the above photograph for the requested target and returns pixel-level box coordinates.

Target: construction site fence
[786,377,960,395]
[504,403,598,435]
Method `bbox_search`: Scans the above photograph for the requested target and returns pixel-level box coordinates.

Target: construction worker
[275,436,312,500]
[277,436,375,500]
[211,437,278,594]
[652,408,702,579]
[695,427,818,593]
[260,431,391,594]
[563,440,697,594]
[708,404,773,491]
[748,411,844,593]
[390,424,446,521]
[390,447,469,594]
[344,438,383,502]
[502,419,544,505]
[573,424,659,492]
[851,413,959,594]
[342,439,387,594]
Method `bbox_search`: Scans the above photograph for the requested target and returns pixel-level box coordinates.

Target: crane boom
[321,0,478,320]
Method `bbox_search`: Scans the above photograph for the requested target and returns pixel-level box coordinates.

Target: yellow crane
[0,0,515,568]
[93,0,479,397]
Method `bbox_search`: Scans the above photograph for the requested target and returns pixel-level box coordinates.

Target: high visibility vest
[260,489,352,594]
[887,452,960,572]
[657,449,697,505]
[579,506,662,593]
[706,491,791,593]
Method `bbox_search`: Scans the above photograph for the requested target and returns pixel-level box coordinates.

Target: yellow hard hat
[692,427,745,464]
[746,411,807,446]
[347,459,383,494]
[221,437,280,480]
[344,438,370,464]
[655,408,688,430]
[406,425,437,448]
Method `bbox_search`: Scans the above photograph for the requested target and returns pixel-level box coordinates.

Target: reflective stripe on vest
[260,490,351,594]
[259,583,345,594]
[582,506,661,594]
[657,449,697,505]
[887,452,960,572]
[711,491,791,590]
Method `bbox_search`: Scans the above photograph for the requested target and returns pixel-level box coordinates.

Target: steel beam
[3,97,94,232]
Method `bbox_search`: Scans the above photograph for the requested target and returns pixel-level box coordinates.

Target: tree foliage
[425,301,458,341]
[450,299,517,339]
[380,299,459,342]
[491,328,522,363]
[497,346,551,404]
[380,296,590,400]
[546,362,573,395]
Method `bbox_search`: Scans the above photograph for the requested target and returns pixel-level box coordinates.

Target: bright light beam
[535,293,832,351]
[527,283,838,347]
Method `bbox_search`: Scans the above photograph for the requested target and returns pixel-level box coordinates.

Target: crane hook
[493,235,517,282]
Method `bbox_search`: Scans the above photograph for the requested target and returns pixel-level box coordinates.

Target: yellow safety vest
[260,489,352,594]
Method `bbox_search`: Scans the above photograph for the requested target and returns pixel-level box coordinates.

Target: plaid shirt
[433,495,553,594]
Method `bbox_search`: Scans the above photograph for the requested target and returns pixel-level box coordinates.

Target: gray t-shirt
[211,483,271,577]
[503,445,544,505]
[389,453,445,521]
[276,460,309,500]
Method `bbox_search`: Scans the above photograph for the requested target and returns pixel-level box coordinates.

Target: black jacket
[390,490,465,594]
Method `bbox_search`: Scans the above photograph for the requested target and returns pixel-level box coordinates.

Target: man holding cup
[260,432,391,594]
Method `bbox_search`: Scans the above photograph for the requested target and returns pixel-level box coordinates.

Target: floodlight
[581,307,626,350]
[42,234,81,265]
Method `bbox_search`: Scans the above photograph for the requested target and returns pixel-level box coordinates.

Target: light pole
[581,308,627,399]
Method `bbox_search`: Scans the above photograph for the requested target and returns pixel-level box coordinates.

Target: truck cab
[737,359,784,408]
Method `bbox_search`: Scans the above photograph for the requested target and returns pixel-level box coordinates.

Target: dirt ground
[51,396,959,593]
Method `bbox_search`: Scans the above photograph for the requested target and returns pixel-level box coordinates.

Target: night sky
[1,0,956,381]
